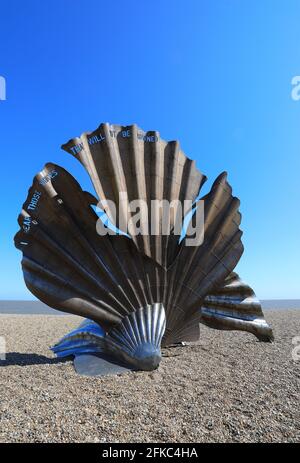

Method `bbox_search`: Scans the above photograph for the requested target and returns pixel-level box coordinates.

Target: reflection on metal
[201,272,274,341]
[52,304,165,371]
[15,123,274,374]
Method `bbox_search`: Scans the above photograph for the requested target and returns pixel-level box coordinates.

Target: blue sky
[0,0,299,299]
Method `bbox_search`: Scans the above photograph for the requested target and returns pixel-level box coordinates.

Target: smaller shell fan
[201,272,274,342]
[52,303,166,371]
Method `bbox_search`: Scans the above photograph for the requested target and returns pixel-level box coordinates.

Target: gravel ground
[0,310,299,443]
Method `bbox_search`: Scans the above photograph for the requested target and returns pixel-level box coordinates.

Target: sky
[0,0,299,299]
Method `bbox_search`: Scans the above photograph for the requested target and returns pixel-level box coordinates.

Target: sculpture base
[74,354,134,377]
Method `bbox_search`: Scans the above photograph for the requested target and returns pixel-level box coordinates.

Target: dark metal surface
[14,123,274,373]
[62,123,207,269]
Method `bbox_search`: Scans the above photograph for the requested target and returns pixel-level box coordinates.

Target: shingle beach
[0,310,299,443]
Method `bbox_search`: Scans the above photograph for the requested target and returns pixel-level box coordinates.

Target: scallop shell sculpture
[14,123,273,374]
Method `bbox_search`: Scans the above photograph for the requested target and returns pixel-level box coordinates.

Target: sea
[0,300,299,314]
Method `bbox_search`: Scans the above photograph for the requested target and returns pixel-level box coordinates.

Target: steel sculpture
[14,123,273,375]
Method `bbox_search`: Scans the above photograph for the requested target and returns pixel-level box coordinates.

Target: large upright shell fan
[15,123,273,375]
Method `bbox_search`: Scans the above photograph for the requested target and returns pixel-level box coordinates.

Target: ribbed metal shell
[51,319,105,358]
[62,123,207,268]
[14,163,248,343]
[200,272,274,341]
[14,123,274,371]
[105,303,166,370]
[52,304,166,371]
